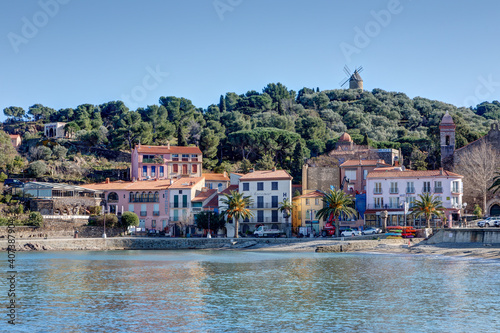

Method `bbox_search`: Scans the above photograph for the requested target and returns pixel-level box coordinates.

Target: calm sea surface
[1,250,499,333]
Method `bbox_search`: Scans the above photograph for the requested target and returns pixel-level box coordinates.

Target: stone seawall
[0,237,423,252]
[426,228,500,244]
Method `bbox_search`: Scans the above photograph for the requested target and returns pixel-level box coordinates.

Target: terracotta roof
[192,189,217,202]
[169,177,204,189]
[9,134,21,139]
[82,179,172,191]
[295,190,325,199]
[338,132,352,142]
[367,169,463,179]
[218,185,239,196]
[340,159,390,167]
[204,195,220,208]
[239,170,292,181]
[202,173,230,181]
[136,145,202,154]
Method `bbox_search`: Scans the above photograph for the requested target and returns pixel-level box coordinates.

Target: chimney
[249,169,254,173]
[105,178,110,184]
[440,167,443,175]
[272,167,276,172]
[167,141,170,149]
[223,171,227,178]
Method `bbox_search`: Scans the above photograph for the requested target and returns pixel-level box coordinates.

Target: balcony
[192,207,202,212]
[142,158,156,164]
[406,187,415,194]
[422,187,431,193]
[153,211,160,216]
[243,217,282,223]
[249,203,279,209]
[129,198,159,203]
[367,203,401,209]
[451,186,463,194]
[140,211,147,217]
[389,188,399,194]
[373,189,382,194]
[434,187,443,193]
[170,203,190,208]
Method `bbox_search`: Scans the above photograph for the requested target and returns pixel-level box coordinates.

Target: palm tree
[412,193,445,229]
[316,189,357,237]
[278,198,293,237]
[221,190,254,238]
[489,170,500,194]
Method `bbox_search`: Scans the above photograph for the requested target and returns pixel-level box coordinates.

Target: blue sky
[1,0,500,121]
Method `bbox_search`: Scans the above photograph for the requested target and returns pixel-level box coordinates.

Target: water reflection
[0,251,499,332]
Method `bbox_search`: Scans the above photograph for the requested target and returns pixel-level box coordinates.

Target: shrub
[28,160,48,178]
[121,212,139,230]
[0,217,8,226]
[0,172,7,182]
[28,212,44,227]
[52,145,68,160]
[92,214,119,228]
[29,146,52,161]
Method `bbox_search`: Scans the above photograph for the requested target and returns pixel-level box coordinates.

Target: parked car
[341,228,361,237]
[362,227,382,235]
[494,219,500,227]
[3,179,23,187]
[477,217,500,228]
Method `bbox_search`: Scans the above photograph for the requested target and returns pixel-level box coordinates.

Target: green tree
[176,124,187,146]
[278,198,293,236]
[255,154,275,170]
[138,105,174,143]
[219,95,226,113]
[410,146,428,170]
[194,211,225,234]
[28,212,44,227]
[316,189,357,237]
[412,193,445,229]
[0,130,19,171]
[3,106,26,121]
[291,140,308,182]
[239,158,253,173]
[121,212,139,232]
[472,204,483,219]
[199,128,220,160]
[28,160,48,177]
[221,190,254,238]
[52,145,68,160]
[111,111,152,150]
[28,104,56,121]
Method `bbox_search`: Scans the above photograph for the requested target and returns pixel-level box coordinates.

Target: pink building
[83,178,172,231]
[9,134,21,148]
[131,143,202,181]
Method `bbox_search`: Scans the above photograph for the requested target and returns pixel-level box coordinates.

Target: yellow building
[292,190,325,234]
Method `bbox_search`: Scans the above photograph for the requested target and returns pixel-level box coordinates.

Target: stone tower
[349,69,363,89]
[440,111,456,170]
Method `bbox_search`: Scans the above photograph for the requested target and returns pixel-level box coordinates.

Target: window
[257,196,264,208]
[451,196,459,206]
[305,198,310,205]
[272,182,278,190]
[272,210,278,222]
[153,204,160,216]
[151,166,156,177]
[191,154,198,158]
[272,196,278,208]
[173,164,178,173]
[423,181,431,193]
[406,182,415,193]
[129,192,134,202]
[257,182,264,191]
[182,195,188,208]
[315,198,320,205]
[390,182,398,194]
[257,210,264,222]
[408,197,416,208]
[452,181,461,193]
[154,192,159,202]
[128,204,134,212]
[140,204,147,216]
[242,183,249,191]
[173,209,179,221]
[152,220,156,229]
[182,164,188,174]
[374,182,382,194]
[374,197,383,208]
[173,195,179,208]
[192,164,197,173]
[389,197,399,208]
[142,166,147,177]
[182,154,189,161]
[159,166,164,177]
[345,169,356,181]
[363,170,368,180]
[434,181,442,193]
[172,154,179,161]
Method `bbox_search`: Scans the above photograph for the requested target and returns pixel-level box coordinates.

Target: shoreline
[1,236,499,260]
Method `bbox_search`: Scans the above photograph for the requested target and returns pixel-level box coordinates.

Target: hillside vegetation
[2,84,497,183]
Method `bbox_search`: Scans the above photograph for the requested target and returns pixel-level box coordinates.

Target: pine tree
[177,125,187,146]
[291,141,306,182]
[219,95,226,113]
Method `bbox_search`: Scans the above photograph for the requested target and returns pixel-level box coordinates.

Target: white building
[365,167,464,228]
[167,177,205,228]
[44,122,67,139]
[221,169,292,236]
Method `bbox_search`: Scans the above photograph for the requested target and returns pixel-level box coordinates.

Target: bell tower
[440,111,456,170]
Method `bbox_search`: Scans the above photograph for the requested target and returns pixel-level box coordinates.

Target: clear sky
[1,0,500,122]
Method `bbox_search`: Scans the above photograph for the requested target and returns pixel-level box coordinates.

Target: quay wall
[426,228,500,244]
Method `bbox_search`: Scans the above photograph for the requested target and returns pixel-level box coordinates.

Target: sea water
[1,250,499,332]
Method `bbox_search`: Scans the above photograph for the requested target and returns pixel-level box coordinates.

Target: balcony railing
[406,187,415,194]
[129,198,159,203]
[142,158,156,164]
[243,217,283,223]
[434,187,443,193]
[422,187,432,193]
[153,211,160,216]
[170,203,190,208]
[140,211,147,217]
[389,188,399,194]
[248,203,280,209]
[451,186,463,194]
[373,189,382,194]
[367,203,401,209]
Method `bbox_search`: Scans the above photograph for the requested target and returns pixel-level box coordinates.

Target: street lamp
[400,201,409,227]
[102,206,108,238]
[207,212,211,238]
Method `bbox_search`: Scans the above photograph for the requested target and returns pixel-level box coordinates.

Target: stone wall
[0,224,123,240]
[303,166,339,192]
[426,228,500,244]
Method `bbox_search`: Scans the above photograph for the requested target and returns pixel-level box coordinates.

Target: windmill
[340,65,363,90]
